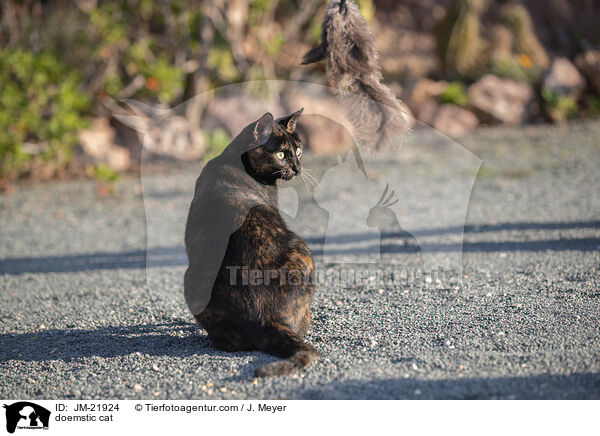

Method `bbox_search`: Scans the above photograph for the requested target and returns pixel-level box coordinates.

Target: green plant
[86,163,120,183]
[541,89,578,123]
[440,81,469,106]
[501,4,549,69]
[0,49,90,182]
[435,0,485,79]
[586,94,600,118]
[202,128,231,162]
[86,163,120,196]
[487,55,542,84]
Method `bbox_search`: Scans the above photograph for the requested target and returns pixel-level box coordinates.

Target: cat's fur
[302,0,412,152]
[184,109,319,377]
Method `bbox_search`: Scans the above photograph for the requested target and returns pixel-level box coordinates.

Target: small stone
[219,387,227,392]
[38,324,45,330]
[468,75,534,124]
[133,384,142,391]
[414,389,422,395]
[431,104,479,137]
[543,57,585,100]
[151,364,160,372]
[575,50,600,91]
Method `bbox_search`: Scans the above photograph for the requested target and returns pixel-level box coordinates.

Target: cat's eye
[296,148,303,157]
[276,151,285,160]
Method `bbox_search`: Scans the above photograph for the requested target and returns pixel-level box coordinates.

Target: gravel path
[1,121,599,399]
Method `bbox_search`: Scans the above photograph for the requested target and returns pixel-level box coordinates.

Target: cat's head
[242,108,304,184]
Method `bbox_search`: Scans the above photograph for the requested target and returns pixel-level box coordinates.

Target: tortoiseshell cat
[184,109,318,377]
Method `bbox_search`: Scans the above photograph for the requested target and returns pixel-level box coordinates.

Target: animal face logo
[3,402,50,433]
[366,184,399,228]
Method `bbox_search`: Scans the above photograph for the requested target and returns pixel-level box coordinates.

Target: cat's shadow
[0,321,257,363]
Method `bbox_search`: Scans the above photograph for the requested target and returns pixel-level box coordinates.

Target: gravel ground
[1,121,599,399]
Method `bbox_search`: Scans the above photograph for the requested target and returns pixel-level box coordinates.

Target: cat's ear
[277,108,303,134]
[253,112,274,145]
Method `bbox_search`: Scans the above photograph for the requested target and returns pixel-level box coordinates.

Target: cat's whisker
[299,172,311,194]
[300,171,316,187]
[304,172,317,187]
[302,171,319,185]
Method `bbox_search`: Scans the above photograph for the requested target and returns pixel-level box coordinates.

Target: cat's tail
[255,325,319,377]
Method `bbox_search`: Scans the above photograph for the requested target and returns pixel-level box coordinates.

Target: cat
[301,0,412,152]
[184,108,319,377]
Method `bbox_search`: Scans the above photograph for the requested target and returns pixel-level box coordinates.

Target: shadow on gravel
[0,246,187,275]
[298,373,600,400]
[305,219,600,243]
[0,322,247,362]
[321,237,600,256]
[1,220,598,275]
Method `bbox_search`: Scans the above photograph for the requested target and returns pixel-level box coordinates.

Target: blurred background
[1,0,600,191]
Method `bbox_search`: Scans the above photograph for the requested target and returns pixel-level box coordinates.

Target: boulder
[282,89,355,155]
[203,95,284,138]
[416,100,440,126]
[575,50,600,92]
[542,57,586,100]
[406,78,447,113]
[405,78,448,125]
[468,74,534,124]
[78,118,131,171]
[431,104,479,138]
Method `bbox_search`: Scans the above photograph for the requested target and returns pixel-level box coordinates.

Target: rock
[146,116,206,161]
[282,90,354,155]
[78,118,132,171]
[405,78,450,125]
[406,78,447,116]
[542,57,585,100]
[106,147,131,172]
[575,50,600,92]
[431,104,479,137]
[416,100,440,125]
[203,95,284,138]
[468,74,534,124]
[78,118,114,160]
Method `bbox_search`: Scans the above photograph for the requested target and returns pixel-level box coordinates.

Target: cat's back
[185,153,273,251]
